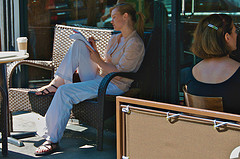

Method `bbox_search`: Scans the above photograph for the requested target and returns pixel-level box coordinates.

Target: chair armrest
[97,72,136,106]
[7,60,53,87]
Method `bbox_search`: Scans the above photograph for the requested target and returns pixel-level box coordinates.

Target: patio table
[0,51,29,156]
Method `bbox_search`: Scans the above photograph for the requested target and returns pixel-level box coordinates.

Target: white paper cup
[17,37,28,55]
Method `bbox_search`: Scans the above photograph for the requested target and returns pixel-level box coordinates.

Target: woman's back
[186,13,240,115]
[187,57,240,114]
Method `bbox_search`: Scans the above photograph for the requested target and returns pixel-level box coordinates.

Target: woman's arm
[86,37,119,74]
[87,46,119,73]
[87,35,145,75]
[114,38,145,73]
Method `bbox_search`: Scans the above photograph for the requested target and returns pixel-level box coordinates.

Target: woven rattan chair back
[8,25,113,114]
[183,85,223,112]
[52,25,113,74]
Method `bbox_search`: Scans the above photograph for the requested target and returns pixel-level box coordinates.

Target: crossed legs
[35,39,98,155]
[35,39,97,95]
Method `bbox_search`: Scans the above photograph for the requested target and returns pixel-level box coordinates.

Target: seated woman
[34,3,145,156]
[185,14,240,115]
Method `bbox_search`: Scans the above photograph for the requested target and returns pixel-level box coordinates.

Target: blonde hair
[110,3,145,39]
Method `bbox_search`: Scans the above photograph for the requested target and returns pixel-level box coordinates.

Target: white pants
[38,40,124,143]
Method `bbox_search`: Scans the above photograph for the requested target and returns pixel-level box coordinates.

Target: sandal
[34,141,59,156]
[36,84,58,96]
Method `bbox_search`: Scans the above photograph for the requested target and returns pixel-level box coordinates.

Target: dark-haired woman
[186,14,240,115]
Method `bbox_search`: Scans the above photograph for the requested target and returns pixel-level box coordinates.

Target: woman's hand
[86,37,102,64]
[88,37,98,51]
[86,37,119,74]
[86,46,102,65]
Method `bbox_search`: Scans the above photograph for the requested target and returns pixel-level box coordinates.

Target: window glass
[165,0,240,67]
[27,0,154,60]
[24,0,154,88]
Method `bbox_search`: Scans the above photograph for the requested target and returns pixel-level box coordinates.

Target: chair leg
[7,112,13,136]
[96,127,104,151]
[9,112,13,132]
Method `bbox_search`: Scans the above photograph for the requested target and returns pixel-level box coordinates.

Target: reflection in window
[177,0,240,67]
[27,0,154,60]
[25,0,155,88]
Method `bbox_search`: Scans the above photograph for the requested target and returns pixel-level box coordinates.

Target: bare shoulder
[230,58,240,66]
[192,57,240,83]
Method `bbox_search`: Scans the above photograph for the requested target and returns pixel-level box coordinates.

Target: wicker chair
[8,25,113,115]
[7,24,152,150]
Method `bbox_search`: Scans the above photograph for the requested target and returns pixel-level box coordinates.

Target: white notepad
[70,29,96,52]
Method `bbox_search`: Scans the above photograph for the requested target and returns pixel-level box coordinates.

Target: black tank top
[187,67,240,115]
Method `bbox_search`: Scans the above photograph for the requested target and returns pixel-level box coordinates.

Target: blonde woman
[35,3,145,155]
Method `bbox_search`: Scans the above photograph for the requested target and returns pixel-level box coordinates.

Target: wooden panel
[126,110,240,159]
[116,96,240,159]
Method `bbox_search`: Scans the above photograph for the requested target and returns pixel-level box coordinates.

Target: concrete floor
[0,112,116,158]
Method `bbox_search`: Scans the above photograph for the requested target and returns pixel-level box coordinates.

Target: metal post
[0,64,8,156]
[153,0,168,102]
[7,0,13,51]
[1,0,7,51]
[170,0,181,104]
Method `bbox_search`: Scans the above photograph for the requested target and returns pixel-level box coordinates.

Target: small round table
[0,51,29,156]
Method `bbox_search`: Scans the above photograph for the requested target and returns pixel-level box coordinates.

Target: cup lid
[17,37,28,42]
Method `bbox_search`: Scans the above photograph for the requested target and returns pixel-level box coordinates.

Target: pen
[89,38,99,42]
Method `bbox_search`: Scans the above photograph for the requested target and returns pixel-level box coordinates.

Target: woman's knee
[56,84,73,97]
[72,40,85,49]
[55,84,77,105]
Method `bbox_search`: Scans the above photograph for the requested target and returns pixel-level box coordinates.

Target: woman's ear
[123,13,128,20]
[225,32,230,42]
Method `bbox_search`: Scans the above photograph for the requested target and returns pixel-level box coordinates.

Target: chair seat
[9,88,53,116]
[9,88,38,112]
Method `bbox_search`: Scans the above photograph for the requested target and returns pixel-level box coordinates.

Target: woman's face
[226,24,238,51]
[111,8,125,31]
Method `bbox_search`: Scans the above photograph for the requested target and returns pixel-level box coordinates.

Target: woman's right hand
[86,44,102,64]
[88,37,97,51]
